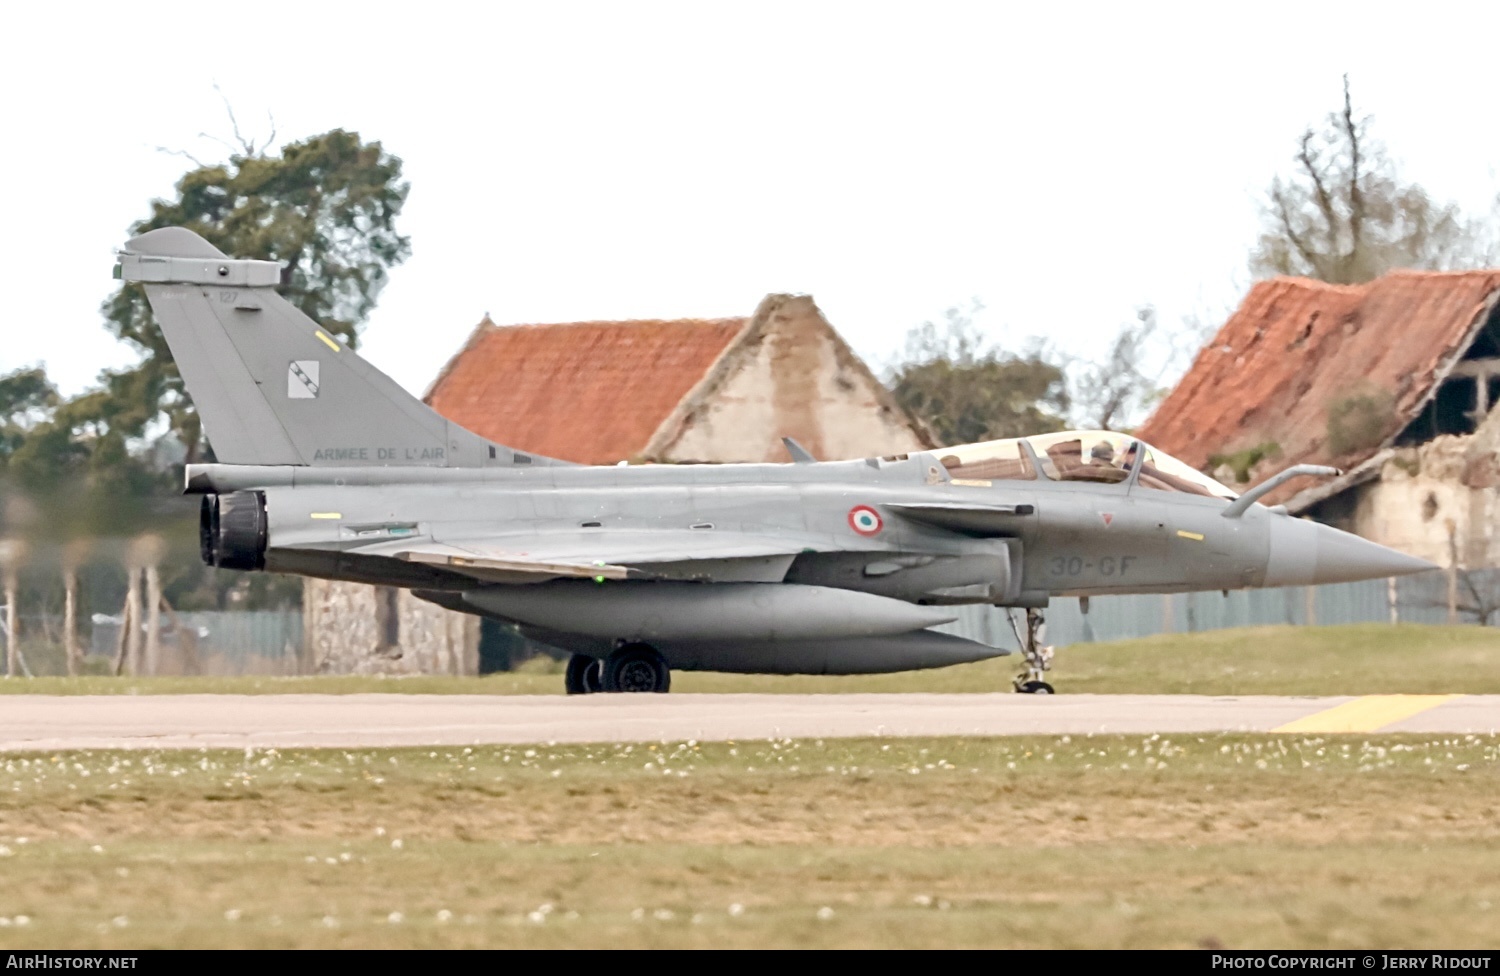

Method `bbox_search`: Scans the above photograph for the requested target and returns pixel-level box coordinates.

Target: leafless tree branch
[1342,75,1366,267]
[152,146,210,168]
[212,82,257,156]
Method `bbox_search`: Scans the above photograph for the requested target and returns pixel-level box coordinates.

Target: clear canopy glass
[935,430,1238,500]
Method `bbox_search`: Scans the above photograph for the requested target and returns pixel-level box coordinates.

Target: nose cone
[1265,517,1437,587]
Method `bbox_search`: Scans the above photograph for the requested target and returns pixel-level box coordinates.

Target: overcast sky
[5,2,1499,403]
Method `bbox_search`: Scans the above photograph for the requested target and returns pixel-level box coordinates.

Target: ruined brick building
[303,294,933,674]
[1139,270,1500,568]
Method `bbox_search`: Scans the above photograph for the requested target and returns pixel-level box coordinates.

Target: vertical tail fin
[118,227,556,468]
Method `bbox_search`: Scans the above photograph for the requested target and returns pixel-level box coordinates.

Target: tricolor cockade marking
[848,505,883,536]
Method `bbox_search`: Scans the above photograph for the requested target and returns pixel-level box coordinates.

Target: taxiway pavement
[1,693,1495,751]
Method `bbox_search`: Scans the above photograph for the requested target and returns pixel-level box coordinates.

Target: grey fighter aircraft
[116,227,1435,694]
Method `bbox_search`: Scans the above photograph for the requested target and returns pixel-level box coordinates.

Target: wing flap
[396,546,632,582]
[364,530,826,584]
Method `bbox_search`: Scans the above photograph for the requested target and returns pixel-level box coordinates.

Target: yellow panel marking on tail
[314,330,341,352]
[1176,530,1204,541]
[309,512,342,520]
[1274,695,1463,734]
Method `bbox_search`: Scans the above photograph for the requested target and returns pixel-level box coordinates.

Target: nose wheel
[1009,608,1056,694]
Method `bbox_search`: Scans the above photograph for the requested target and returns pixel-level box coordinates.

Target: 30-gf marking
[1048,555,1136,577]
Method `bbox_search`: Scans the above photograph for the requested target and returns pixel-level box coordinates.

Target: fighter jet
[116,228,1435,694]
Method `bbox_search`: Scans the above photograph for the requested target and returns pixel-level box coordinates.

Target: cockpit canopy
[936,430,1238,500]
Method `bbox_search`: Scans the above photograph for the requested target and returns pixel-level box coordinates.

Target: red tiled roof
[426,317,747,464]
[1137,270,1500,505]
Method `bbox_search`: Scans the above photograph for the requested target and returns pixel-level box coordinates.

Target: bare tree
[1071,306,1165,431]
[1252,75,1489,284]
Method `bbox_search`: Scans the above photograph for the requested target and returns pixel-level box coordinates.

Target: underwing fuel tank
[464,581,959,642]
[659,629,1011,675]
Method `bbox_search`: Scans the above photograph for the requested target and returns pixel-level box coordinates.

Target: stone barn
[303,293,933,673]
[1138,269,1500,568]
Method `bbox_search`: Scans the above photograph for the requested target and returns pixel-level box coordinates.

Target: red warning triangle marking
[1100,513,1114,527]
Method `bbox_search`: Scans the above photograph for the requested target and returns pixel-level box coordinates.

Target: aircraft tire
[564,654,603,695]
[602,643,671,693]
[1016,680,1055,695]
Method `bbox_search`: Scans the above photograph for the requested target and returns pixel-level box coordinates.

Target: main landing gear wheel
[564,654,603,695]
[602,642,671,693]
[1009,607,1057,694]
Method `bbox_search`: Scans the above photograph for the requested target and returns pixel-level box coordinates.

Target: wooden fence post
[0,539,25,678]
[1445,519,1459,626]
[2,564,15,678]
[122,566,142,676]
[61,540,90,677]
[63,568,78,676]
[144,565,162,675]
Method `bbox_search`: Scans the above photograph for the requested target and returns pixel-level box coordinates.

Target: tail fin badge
[288,361,321,399]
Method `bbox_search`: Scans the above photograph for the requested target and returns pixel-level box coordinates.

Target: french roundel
[848,505,883,536]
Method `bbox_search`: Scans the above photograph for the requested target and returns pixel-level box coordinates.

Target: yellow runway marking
[1274,695,1463,734]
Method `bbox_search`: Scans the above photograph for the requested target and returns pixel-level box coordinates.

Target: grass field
[0,733,1496,948]
[4,623,1499,696]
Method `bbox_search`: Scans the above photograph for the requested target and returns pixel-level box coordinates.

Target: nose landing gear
[1009,608,1056,694]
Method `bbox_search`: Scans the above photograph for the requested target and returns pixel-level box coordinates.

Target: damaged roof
[425,316,746,464]
[1137,270,1500,508]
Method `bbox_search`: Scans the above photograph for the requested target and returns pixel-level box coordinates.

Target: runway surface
[1,693,1496,751]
